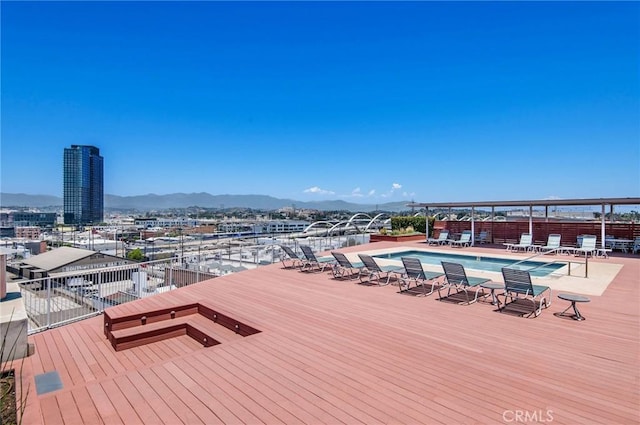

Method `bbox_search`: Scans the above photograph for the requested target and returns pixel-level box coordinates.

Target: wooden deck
[16,241,640,424]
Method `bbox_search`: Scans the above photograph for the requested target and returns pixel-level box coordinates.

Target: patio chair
[500,267,551,318]
[299,245,336,272]
[604,235,616,250]
[475,230,489,244]
[399,257,444,296]
[427,230,449,245]
[357,254,404,286]
[280,245,304,269]
[633,237,640,255]
[449,230,472,248]
[331,251,365,280]
[537,234,562,254]
[572,235,597,258]
[504,233,533,252]
[438,261,491,305]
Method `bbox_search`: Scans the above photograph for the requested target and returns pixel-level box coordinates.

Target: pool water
[374,250,564,277]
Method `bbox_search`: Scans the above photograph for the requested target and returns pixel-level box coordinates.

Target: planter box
[370,234,426,243]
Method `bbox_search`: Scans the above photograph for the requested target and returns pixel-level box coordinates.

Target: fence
[15,234,371,334]
[438,220,640,246]
[18,257,215,334]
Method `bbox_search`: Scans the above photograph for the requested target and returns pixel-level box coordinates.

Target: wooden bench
[109,316,203,351]
[104,302,260,351]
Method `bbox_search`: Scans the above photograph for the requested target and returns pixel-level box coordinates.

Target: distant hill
[0,193,63,207]
[1,192,411,212]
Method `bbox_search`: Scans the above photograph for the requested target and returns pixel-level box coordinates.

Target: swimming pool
[374,250,564,277]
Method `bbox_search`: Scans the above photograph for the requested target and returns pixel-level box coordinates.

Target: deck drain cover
[35,371,63,395]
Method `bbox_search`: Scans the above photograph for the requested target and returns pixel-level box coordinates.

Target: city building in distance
[63,145,104,225]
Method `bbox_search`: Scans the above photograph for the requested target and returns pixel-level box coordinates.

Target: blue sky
[2,1,639,204]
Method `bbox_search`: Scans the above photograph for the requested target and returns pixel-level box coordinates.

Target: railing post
[97,271,103,313]
[46,276,52,329]
[585,256,588,278]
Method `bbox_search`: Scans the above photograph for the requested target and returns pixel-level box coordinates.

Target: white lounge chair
[427,230,449,245]
[504,233,533,252]
[571,235,597,258]
[449,230,472,248]
[537,234,562,254]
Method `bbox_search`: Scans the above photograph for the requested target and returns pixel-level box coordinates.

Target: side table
[557,293,590,321]
[480,282,504,306]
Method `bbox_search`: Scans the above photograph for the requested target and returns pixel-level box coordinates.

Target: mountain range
[0,192,412,212]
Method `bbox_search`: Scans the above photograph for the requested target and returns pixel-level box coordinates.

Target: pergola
[407,197,640,247]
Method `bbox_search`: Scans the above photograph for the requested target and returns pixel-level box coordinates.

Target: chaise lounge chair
[475,230,490,244]
[536,234,562,254]
[438,261,491,305]
[280,245,304,269]
[331,251,365,280]
[357,254,404,286]
[427,230,449,245]
[504,233,534,252]
[399,257,444,296]
[299,245,336,272]
[500,267,551,318]
[571,235,597,258]
[449,230,472,248]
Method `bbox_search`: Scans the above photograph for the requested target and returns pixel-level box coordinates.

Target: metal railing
[18,257,211,334]
[15,234,370,334]
[507,247,589,278]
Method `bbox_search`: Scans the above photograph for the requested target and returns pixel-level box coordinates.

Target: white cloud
[341,187,378,198]
[378,183,403,198]
[350,187,364,197]
[303,186,335,195]
[333,185,410,200]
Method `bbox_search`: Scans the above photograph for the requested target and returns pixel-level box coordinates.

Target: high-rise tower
[63,145,104,225]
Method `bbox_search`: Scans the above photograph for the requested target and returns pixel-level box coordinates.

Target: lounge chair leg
[462,289,470,305]
[525,296,540,316]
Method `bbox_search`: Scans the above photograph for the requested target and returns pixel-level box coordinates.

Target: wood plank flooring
[14,241,640,424]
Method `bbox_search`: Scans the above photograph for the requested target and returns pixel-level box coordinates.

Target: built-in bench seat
[109,316,205,351]
[104,302,260,351]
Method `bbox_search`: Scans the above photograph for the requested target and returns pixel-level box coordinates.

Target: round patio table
[480,282,504,306]
[557,293,590,321]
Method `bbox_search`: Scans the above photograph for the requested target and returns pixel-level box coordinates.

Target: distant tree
[127,248,144,262]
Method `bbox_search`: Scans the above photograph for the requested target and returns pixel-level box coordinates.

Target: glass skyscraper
[63,145,104,225]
